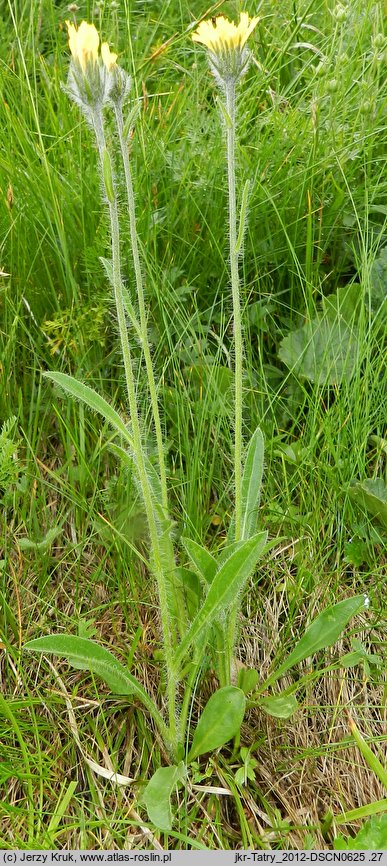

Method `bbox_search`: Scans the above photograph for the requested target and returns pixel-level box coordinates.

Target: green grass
[0,0,386,850]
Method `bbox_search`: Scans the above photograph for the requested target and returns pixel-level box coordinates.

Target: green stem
[113,103,169,515]
[225,81,243,543]
[224,81,244,682]
[113,101,187,643]
[92,111,179,754]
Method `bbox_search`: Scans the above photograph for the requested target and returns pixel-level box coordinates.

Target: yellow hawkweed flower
[101,42,118,71]
[192,12,259,84]
[66,20,100,70]
[192,13,259,53]
[65,19,128,110]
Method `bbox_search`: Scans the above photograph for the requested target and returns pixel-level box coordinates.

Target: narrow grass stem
[113,103,169,516]
[92,111,179,755]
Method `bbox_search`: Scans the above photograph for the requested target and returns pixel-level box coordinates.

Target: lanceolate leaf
[187,687,246,762]
[44,372,133,448]
[228,427,264,543]
[240,426,264,539]
[181,537,217,584]
[263,595,368,688]
[176,532,268,664]
[24,635,165,733]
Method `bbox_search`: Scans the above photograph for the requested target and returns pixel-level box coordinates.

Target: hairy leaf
[187,687,246,762]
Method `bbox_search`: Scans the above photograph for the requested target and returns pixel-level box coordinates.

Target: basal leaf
[24,635,163,730]
[181,538,217,584]
[142,762,186,831]
[265,595,368,687]
[187,687,246,762]
[176,567,202,619]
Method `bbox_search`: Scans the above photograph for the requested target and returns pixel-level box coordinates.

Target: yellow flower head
[65,19,128,110]
[192,12,259,84]
[101,42,118,71]
[192,13,259,54]
[66,20,100,71]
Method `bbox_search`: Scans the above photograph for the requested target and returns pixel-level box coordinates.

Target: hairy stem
[113,103,169,515]
[224,81,244,683]
[225,81,243,545]
[92,110,179,754]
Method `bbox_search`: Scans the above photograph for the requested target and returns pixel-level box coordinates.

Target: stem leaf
[100,257,141,338]
[216,95,232,128]
[181,537,217,584]
[102,148,115,203]
[44,371,133,448]
[235,179,251,255]
[228,427,264,543]
[176,531,268,664]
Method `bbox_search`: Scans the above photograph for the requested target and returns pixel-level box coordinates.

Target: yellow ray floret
[101,42,118,71]
[192,12,259,54]
[66,21,100,70]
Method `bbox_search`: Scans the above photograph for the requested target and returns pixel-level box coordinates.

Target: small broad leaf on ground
[334,814,387,850]
[142,762,186,831]
[187,686,246,763]
[278,317,358,385]
[237,666,259,695]
[348,478,387,530]
[258,693,299,719]
[344,537,371,567]
[18,526,62,553]
[264,595,368,687]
